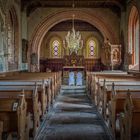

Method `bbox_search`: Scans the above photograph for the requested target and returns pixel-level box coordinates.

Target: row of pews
[0,72,62,140]
[87,71,140,140]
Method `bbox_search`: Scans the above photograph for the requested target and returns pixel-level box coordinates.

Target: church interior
[0,0,140,139]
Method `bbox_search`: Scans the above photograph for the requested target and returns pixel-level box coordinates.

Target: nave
[35,85,112,140]
[0,0,140,139]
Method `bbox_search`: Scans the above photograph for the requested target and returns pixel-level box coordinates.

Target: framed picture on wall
[31,53,38,65]
[22,39,28,63]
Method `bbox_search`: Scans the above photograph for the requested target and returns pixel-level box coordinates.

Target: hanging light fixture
[65,0,82,54]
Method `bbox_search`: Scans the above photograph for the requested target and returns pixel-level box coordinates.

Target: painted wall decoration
[111,45,121,66]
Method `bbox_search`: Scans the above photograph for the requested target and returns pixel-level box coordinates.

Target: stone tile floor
[35,86,113,140]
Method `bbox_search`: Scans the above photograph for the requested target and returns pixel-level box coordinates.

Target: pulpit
[101,39,122,70]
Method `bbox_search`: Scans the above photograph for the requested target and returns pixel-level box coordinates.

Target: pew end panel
[121,93,140,140]
[0,93,28,140]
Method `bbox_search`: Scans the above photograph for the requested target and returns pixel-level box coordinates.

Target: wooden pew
[97,80,140,117]
[0,72,61,103]
[86,71,140,103]
[108,85,140,139]
[119,92,140,140]
[0,85,41,137]
[0,121,3,140]
[56,71,62,94]
[0,71,62,114]
[0,71,20,78]
[0,92,27,140]
[0,72,62,138]
[87,72,140,115]
[87,71,140,139]
[0,81,49,115]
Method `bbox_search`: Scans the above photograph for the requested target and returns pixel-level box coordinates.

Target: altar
[62,66,85,85]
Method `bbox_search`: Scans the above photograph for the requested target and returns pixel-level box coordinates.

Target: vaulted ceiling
[21,0,127,16]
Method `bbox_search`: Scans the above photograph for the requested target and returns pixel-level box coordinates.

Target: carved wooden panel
[85,59,101,71]
[64,53,84,66]
[40,59,63,72]
[101,41,122,69]
[40,58,103,72]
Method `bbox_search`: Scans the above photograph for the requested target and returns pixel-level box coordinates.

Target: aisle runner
[35,86,113,140]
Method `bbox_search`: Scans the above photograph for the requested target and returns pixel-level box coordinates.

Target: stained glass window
[89,40,96,56]
[51,40,61,58]
[86,37,99,58]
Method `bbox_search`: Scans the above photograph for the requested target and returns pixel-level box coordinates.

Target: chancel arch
[30,10,118,72]
[128,6,140,70]
[40,20,104,72]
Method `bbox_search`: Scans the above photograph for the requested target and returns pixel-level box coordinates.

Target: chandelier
[65,14,82,54]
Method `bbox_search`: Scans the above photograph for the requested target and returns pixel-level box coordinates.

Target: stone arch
[30,10,118,71]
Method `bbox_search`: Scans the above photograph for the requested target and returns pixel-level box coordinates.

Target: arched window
[52,40,59,57]
[128,6,139,70]
[50,38,61,58]
[86,37,99,58]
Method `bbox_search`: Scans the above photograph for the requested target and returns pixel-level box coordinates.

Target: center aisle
[35,85,113,140]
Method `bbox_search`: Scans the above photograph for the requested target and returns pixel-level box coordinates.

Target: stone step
[60,89,86,94]
[61,85,86,90]
[39,124,112,140]
[48,112,100,125]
